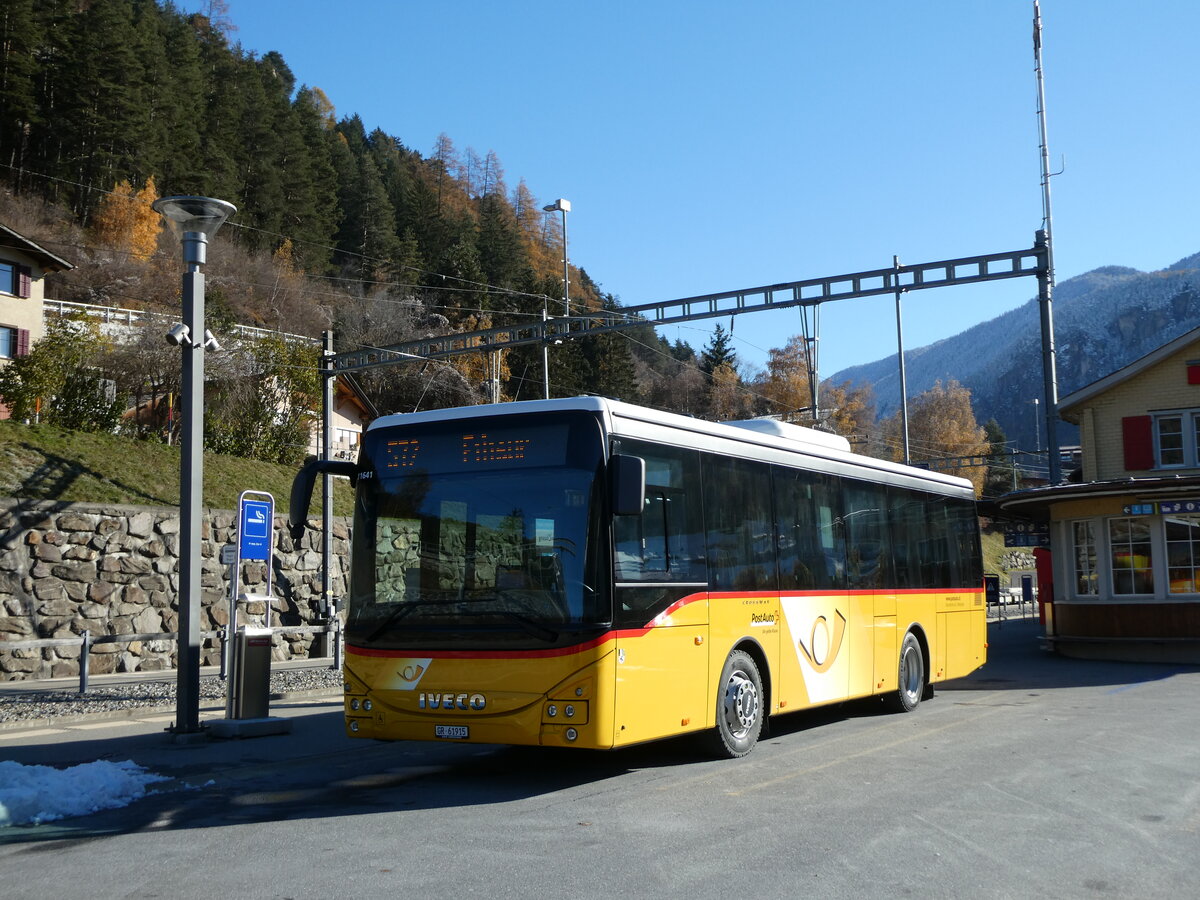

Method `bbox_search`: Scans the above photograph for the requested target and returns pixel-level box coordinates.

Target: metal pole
[542,301,550,400]
[322,331,334,614]
[560,208,570,317]
[79,630,90,694]
[322,331,337,668]
[799,305,820,424]
[1034,2,1062,483]
[894,256,911,464]
[1035,230,1061,483]
[176,233,206,735]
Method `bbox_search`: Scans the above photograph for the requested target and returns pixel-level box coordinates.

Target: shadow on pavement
[940,617,1200,692]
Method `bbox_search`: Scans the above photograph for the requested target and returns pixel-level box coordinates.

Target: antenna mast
[1033,0,1062,483]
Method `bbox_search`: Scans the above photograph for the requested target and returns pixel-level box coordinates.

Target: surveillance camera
[165,323,192,346]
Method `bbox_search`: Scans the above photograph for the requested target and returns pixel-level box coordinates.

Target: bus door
[774,466,851,709]
[612,442,709,746]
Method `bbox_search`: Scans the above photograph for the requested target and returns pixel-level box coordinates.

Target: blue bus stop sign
[239,498,273,561]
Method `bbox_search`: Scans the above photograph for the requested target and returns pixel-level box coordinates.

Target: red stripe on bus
[346,586,983,660]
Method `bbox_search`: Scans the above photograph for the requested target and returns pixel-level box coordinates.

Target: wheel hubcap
[901,646,921,700]
[723,671,759,737]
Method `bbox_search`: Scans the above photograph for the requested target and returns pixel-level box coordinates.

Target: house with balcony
[0,224,73,411]
[306,373,378,461]
[998,325,1200,661]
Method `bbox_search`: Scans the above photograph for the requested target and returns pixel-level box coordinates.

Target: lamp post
[152,195,236,737]
[543,199,571,315]
[541,199,570,400]
[1032,397,1041,455]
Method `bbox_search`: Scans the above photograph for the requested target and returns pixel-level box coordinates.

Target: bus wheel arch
[705,643,768,758]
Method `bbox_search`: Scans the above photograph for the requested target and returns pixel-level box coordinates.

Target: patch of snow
[0,759,169,827]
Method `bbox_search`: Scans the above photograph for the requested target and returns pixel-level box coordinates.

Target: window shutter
[1122,415,1154,471]
[16,266,31,299]
[16,329,30,357]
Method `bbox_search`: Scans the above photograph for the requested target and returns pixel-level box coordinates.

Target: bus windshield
[347,412,608,650]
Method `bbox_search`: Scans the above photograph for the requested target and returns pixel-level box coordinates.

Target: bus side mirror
[611,454,645,517]
[288,457,359,542]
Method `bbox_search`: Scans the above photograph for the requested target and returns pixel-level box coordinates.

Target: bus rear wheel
[706,649,764,758]
[885,631,925,713]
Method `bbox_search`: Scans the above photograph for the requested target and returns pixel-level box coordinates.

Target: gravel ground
[0,665,343,726]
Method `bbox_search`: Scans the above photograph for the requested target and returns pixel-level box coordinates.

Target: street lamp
[152,195,236,738]
[1031,397,1041,455]
[540,199,570,400]
[542,199,571,315]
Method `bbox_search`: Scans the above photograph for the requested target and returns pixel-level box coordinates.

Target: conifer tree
[982,418,1017,498]
[700,323,738,377]
[0,0,42,183]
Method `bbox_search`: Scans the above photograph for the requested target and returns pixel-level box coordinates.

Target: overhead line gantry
[329,238,1047,371]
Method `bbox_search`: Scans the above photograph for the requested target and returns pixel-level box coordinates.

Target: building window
[1156,415,1185,466]
[1072,521,1098,595]
[1109,517,1154,595]
[1153,410,1200,468]
[0,326,28,359]
[1165,514,1200,594]
[0,261,29,298]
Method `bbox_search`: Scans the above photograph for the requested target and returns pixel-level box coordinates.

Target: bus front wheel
[707,649,764,758]
[885,631,925,713]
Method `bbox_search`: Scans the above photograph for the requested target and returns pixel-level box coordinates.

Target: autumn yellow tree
[882,379,988,494]
[445,314,511,401]
[759,335,815,422]
[708,362,754,421]
[820,380,876,441]
[90,177,160,261]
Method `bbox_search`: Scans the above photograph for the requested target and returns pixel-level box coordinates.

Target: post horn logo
[796,610,847,673]
[398,664,426,683]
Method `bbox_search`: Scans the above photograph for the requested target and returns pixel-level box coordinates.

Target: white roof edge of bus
[721,417,852,452]
[367,397,974,493]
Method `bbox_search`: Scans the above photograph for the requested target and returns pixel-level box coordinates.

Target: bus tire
[706,649,764,758]
[886,631,925,713]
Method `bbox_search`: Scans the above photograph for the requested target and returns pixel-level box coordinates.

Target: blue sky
[213,0,1200,378]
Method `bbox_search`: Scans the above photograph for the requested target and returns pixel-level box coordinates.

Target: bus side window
[612,441,706,586]
[704,456,776,592]
[843,481,892,590]
[614,491,669,578]
[775,466,845,591]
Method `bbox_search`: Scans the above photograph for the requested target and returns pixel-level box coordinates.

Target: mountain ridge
[831,253,1200,449]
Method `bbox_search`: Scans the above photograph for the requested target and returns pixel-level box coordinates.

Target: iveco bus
[289,397,986,757]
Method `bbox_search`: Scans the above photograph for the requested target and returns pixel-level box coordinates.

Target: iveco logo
[419,692,487,711]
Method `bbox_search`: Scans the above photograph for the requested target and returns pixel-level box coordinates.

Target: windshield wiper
[456,607,559,642]
[364,598,450,642]
[364,594,560,643]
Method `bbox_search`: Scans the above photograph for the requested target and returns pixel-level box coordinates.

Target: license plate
[435,725,469,740]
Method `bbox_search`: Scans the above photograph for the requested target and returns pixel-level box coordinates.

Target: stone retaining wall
[0,500,350,681]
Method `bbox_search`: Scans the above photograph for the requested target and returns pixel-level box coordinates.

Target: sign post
[224,491,274,718]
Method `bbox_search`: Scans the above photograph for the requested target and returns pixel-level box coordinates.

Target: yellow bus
[290,397,986,757]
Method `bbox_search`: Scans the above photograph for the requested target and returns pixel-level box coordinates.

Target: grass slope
[0,421,352,515]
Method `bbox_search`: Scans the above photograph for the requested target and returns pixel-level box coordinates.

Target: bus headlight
[543,700,588,724]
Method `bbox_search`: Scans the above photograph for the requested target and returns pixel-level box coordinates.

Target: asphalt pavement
[0,608,1047,787]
